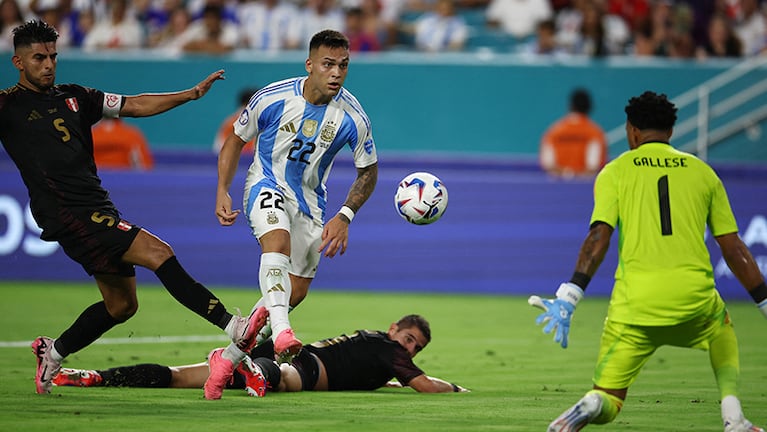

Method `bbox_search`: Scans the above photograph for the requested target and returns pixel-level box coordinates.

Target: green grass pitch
[0,282,764,431]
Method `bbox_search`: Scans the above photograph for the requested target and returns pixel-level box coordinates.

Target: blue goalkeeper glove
[528,282,584,349]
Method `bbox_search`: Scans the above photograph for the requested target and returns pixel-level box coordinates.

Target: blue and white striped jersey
[236,77,378,224]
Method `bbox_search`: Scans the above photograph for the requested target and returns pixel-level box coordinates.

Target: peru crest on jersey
[65,97,79,112]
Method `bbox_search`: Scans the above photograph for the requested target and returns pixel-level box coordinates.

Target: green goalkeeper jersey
[591,142,738,325]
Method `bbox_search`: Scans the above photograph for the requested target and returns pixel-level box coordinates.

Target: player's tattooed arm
[343,163,378,213]
[573,222,613,279]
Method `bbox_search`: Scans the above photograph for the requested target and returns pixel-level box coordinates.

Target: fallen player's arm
[402,374,469,393]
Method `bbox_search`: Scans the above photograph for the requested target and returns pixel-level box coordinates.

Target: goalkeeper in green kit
[530,91,766,432]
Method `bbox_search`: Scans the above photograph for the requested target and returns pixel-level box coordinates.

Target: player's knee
[130,231,175,270]
[108,299,138,322]
[150,240,174,264]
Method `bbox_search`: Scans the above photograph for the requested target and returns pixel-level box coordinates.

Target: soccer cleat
[254,318,273,347]
[32,336,61,394]
[237,356,267,397]
[53,368,103,387]
[231,306,269,353]
[203,348,235,400]
[548,392,602,432]
[274,328,302,364]
[724,419,766,432]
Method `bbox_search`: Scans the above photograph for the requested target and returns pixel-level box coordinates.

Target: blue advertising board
[1,155,765,301]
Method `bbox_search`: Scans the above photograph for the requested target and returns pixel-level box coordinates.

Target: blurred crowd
[0,0,765,57]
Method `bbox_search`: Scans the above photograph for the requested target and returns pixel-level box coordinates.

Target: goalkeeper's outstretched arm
[529,222,614,348]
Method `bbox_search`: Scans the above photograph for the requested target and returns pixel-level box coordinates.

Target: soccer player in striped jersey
[207,29,378,400]
[531,91,765,432]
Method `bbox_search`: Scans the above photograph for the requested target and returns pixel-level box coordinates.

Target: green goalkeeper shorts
[592,295,729,390]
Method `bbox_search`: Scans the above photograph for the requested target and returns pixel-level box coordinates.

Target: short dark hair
[625,91,678,131]
[570,88,592,114]
[309,29,349,54]
[13,20,58,50]
[396,314,431,343]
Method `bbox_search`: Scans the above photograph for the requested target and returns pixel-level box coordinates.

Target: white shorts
[244,182,322,278]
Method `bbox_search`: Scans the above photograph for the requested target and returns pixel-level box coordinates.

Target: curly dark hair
[309,29,349,53]
[625,91,678,131]
[396,314,431,343]
[13,19,58,50]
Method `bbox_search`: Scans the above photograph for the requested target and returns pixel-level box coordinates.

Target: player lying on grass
[53,314,469,395]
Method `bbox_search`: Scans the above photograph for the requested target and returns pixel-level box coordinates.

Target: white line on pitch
[0,335,229,348]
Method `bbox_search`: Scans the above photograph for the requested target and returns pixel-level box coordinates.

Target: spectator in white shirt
[414,0,467,51]
[299,0,345,46]
[83,0,144,50]
[238,0,302,51]
[734,0,767,56]
[486,0,552,41]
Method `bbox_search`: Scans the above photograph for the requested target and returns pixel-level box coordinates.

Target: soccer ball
[394,172,448,225]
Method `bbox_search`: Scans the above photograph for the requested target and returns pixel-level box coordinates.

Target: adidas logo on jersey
[27,110,43,121]
[279,123,296,133]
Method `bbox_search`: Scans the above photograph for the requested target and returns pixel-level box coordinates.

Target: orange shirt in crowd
[92,118,154,170]
[540,112,607,177]
[214,110,256,154]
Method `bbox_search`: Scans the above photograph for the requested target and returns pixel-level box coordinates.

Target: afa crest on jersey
[266,211,279,225]
[319,121,336,148]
